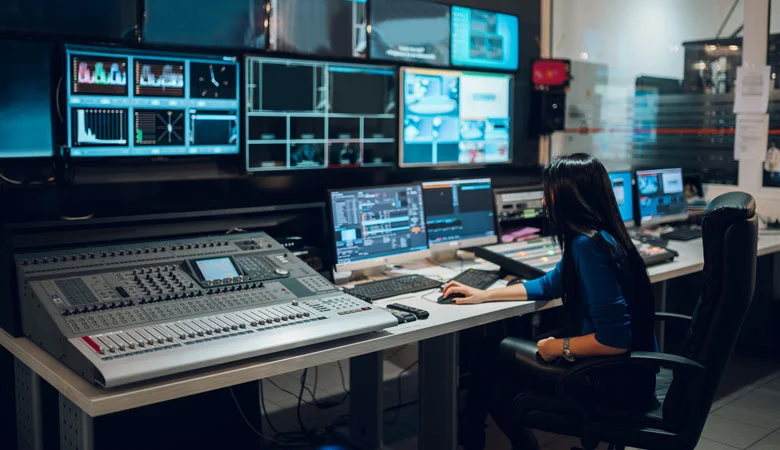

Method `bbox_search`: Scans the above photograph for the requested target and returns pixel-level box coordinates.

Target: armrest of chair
[654,312,693,324]
[555,351,705,396]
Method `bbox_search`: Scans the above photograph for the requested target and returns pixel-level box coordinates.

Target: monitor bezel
[635,168,689,228]
[607,170,637,228]
[327,183,432,273]
[449,5,520,72]
[421,177,498,252]
[398,66,514,168]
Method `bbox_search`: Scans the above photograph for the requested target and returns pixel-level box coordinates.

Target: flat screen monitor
[370,0,450,66]
[66,45,240,158]
[245,56,397,171]
[144,0,266,50]
[636,168,688,226]
[269,0,367,58]
[608,171,635,225]
[330,184,430,272]
[0,39,53,158]
[494,187,545,221]
[451,6,519,71]
[422,178,497,250]
[400,67,512,167]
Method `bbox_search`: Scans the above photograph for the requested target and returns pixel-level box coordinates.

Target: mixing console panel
[15,232,397,387]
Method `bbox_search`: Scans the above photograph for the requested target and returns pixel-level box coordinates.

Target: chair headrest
[704,192,755,225]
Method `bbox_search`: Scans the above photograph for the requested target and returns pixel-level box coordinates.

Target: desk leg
[59,394,94,450]
[349,352,383,450]
[654,281,668,352]
[15,359,43,450]
[418,333,458,450]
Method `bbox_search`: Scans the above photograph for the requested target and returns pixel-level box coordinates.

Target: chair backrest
[663,192,758,434]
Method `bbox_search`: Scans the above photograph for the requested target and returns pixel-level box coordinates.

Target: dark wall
[0,0,542,224]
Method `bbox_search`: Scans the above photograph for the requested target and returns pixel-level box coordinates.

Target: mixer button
[107,335,125,351]
[96,336,115,353]
[295,314,303,319]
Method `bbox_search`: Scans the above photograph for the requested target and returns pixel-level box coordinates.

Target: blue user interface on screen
[451,6,519,71]
[608,171,635,223]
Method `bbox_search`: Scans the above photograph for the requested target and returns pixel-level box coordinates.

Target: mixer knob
[275,268,290,276]
[303,312,310,317]
[295,314,303,319]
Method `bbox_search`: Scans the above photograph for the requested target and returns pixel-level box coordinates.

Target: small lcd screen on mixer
[196,257,239,281]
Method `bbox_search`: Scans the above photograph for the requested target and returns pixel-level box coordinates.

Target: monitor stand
[333,265,400,286]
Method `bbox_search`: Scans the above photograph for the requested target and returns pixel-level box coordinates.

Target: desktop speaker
[530,90,567,136]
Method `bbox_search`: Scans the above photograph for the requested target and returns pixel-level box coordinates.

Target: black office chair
[499,192,758,450]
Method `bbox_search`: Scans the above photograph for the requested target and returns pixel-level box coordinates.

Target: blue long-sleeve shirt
[523,232,633,349]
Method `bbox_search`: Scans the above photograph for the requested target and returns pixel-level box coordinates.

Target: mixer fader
[16,232,398,387]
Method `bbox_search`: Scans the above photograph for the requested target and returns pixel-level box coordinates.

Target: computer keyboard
[661,226,703,241]
[449,269,502,290]
[343,275,442,303]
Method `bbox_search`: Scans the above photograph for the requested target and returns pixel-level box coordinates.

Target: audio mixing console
[15,232,398,387]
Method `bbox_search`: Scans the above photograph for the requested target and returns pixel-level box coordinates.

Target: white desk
[4,233,780,450]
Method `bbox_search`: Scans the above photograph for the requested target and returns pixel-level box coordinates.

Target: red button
[81,336,101,353]
[362,307,371,311]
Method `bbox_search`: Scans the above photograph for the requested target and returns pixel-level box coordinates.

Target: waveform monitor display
[330,184,429,270]
[66,45,240,158]
[451,7,519,71]
[0,39,54,158]
[71,55,128,96]
[370,0,450,66]
[269,0,367,58]
[400,67,512,167]
[245,56,397,171]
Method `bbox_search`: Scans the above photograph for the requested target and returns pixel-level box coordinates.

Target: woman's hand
[537,337,561,362]
[441,281,490,305]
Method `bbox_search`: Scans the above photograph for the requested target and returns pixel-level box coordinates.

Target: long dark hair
[543,154,654,349]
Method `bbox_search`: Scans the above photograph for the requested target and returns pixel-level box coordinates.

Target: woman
[444,154,657,450]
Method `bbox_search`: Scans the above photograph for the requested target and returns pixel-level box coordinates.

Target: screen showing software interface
[370,0,450,66]
[608,172,634,223]
[636,168,686,222]
[246,57,397,171]
[270,0,367,58]
[0,39,53,158]
[331,185,428,266]
[451,6,519,71]
[423,179,496,246]
[66,45,240,157]
[401,67,511,166]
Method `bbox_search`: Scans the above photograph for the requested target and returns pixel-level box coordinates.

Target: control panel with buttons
[15,232,398,388]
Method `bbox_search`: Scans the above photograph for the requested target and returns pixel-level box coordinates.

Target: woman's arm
[537,334,627,362]
[440,281,529,304]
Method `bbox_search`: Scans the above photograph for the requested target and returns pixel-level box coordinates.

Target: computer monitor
[0,39,53,158]
[370,0,451,66]
[636,168,688,226]
[422,178,498,251]
[245,56,397,171]
[66,45,240,158]
[330,184,430,272]
[269,0,367,58]
[494,187,545,221]
[400,67,512,167]
[608,171,635,226]
[451,6,519,71]
[144,0,266,50]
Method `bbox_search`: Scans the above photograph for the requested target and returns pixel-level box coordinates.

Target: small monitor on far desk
[636,168,688,227]
[608,171,635,226]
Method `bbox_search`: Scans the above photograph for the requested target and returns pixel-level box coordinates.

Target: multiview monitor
[636,168,688,226]
[0,39,54,158]
[400,67,512,167]
[370,0,451,66]
[245,56,397,171]
[451,6,519,71]
[608,171,636,226]
[422,178,498,250]
[330,184,429,272]
[65,45,240,157]
[269,0,367,58]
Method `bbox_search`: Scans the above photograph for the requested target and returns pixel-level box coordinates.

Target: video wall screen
[245,57,397,171]
[400,67,512,167]
[144,0,267,49]
[0,39,54,158]
[370,0,450,66]
[451,6,519,71]
[66,45,240,157]
[269,0,367,58]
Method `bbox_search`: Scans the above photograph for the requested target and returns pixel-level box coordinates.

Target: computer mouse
[437,293,465,304]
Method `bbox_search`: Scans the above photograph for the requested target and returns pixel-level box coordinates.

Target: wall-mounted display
[451,6,519,71]
[370,0,450,66]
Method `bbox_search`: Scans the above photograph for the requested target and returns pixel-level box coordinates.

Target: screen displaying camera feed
[401,67,511,167]
[0,39,54,158]
[66,45,240,157]
[370,0,450,66]
[245,56,397,171]
[269,0,367,58]
[451,6,519,71]
[144,0,266,49]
